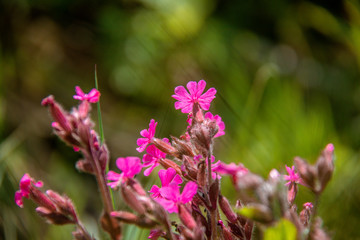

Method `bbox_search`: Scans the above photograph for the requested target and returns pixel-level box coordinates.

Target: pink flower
[172,80,217,113]
[204,112,225,138]
[142,139,168,176]
[136,119,157,152]
[15,174,43,208]
[107,157,142,188]
[149,168,182,198]
[158,181,198,213]
[213,162,248,178]
[73,86,100,103]
[284,165,302,186]
[303,202,313,211]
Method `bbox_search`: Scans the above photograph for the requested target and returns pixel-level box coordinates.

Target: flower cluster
[15,81,335,240]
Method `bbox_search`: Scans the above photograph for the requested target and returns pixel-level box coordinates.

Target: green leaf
[264,218,297,240]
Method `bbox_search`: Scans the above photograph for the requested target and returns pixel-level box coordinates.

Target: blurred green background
[1,0,360,239]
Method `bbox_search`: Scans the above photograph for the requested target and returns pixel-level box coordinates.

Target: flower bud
[42,96,72,133]
[30,188,57,212]
[171,136,195,157]
[294,157,317,190]
[121,185,146,215]
[316,144,334,192]
[219,195,237,224]
[182,156,198,180]
[197,161,207,189]
[189,123,213,150]
[209,178,219,210]
[152,138,179,158]
[218,220,234,240]
[127,178,147,196]
[159,158,182,175]
[111,211,157,228]
[36,207,75,225]
[46,190,77,221]
[76,160,94,174]
[178,204,196,230]
[287,183,298,205]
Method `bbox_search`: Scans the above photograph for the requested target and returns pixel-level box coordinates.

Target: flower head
[204,112,225,138]
[157,181,198,213]
[136,119,157,152]
[303,202,313,211]
[284,165,302,186]
[15,173,43,208]
[172,80,216,113]
[142,139,168,176]
[149,168,182,198]
[73,86,100,103]
[213,162,248,178]
[107,157,142,188]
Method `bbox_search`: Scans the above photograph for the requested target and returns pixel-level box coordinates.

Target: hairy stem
[87,141,120,240]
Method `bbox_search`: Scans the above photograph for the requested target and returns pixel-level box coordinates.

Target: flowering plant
[15,80,334,239]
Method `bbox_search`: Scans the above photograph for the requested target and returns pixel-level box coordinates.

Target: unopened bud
[121,185,146,215]
[190,123,212,150]
[46,190,77,221]
[178,204,196,230]
[111,211,157,228]
[78,122,91,146]
[218,220,234,240]
[127,178,147,196]
[30,188,57,212]
[171,136,195,157]
[182,156,198,180]
[36,207,75,225]
[42,96,72,133]
[76,160,94,174]
[294,157,317,190]
[219,195,237,223]
[197,161,207,188]
[300,202,313,227]
[316,144,335,193]
[287,182,298,205]
[209,178,219,210]
[99,145,109,171]
[78,101,90,119]
[159,158,182,175]
[152,138,179,157]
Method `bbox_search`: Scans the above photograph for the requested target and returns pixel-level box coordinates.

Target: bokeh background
[1,0,360,239]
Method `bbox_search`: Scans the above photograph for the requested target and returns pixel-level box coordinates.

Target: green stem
[94,65,115,210]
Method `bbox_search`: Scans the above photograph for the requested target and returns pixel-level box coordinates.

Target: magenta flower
[213,162,248,178]
[157,181,198,213]
[107,157,142,188]
[73,86,100,103]
[149,168,182,199]
[15,173,43,208]
[136,119,157,152]
[172,80,217,113]
[284,165,302,186]
[303,202,313,211]
[142,139,168,176]
[204,112,225,138]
